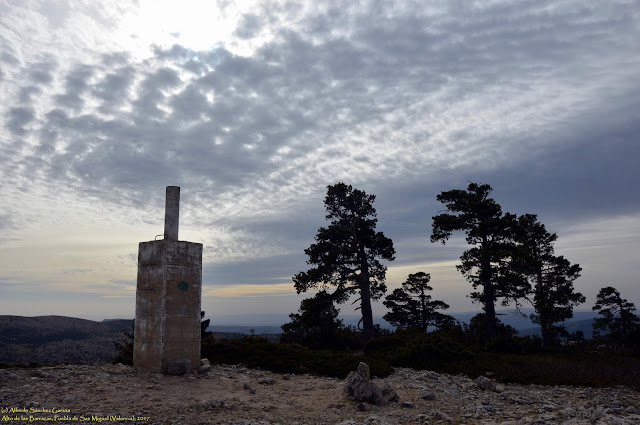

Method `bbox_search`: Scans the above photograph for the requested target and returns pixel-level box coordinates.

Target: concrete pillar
[134,186,203,373]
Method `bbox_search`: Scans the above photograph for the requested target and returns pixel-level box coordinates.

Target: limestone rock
[201,358,211,366]
[475,375,502,392]
[344,362,392,406]
[475,375,493,390]
[327,403,345,409]
[243,382,257,394]
[357,362,370,379]
[356,402,372,411]
[431,408,451,421]
[363,414,395,425]
[197,364,212,374]
[381,384,399,402]
[420,389,436,400]
[205,397,232,409]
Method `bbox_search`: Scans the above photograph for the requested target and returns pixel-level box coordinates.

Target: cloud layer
[1,0,639,318]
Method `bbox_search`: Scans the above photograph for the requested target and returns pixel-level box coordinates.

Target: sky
[0,0,639,324]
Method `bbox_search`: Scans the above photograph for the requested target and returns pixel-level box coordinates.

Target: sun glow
[116,0,268,56]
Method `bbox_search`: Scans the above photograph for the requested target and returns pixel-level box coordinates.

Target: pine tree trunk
[360,277,374,342]
[359,244,374,342]
[536,270,552,348]
[618,297,628,349]
[480,249,497,341]
[484,283,497,341]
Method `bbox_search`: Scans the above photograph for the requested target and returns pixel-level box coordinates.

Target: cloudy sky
[1,0,639,324]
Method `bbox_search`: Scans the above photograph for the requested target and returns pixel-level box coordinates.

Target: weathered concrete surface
[134,238,203,373]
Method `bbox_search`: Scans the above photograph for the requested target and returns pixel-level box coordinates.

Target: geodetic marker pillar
[134,186,203,373]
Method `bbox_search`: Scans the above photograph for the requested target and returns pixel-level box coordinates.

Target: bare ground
[1,363,639,425]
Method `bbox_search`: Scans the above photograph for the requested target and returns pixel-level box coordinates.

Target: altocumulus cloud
[0,0,639,317]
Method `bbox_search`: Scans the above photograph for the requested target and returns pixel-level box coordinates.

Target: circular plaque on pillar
[177,281,189,292]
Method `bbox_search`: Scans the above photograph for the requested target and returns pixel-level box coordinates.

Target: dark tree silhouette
[431,182,526,341]
[293,183,395,342]
[592,286,639,349]
[201,310,213,339]
[512,214,584,347]
[383,272,452,331]
[464,313,518,347]
[112,321,134,365]
[280,290,343,349]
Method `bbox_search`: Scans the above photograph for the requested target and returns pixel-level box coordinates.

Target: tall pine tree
[512,214,584,347]
[293,183,395,341]
[431,182,527,341]
[593,286,639,349]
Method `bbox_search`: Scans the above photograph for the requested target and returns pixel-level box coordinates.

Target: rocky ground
[1,363,639,425]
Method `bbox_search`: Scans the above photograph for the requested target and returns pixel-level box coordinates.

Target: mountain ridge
[0,311,601,365]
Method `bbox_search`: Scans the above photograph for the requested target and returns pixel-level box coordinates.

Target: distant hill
[447,309,599,330]
[0,315,133,365]
[450,310,599,339]
[518,319,596,339]
[207,309,601,335]
[0,315,275,365]
[1,310,602,365]
[210,325,283,335]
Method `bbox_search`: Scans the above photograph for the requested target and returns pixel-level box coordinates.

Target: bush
[364,328,473,372]
[473,350,640,389]
[201,335,392,379]
[462,313,520,351]
[112,325,134,365]
[111,341,133,365]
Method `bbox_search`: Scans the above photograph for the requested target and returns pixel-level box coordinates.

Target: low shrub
[112,341,133,365]
[201,335,392,379]
[364,329,474,373]
[472,351,640,389]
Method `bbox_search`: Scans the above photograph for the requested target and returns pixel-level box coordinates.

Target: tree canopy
[280,290,344,349]
[383,272,453,331]
[431,182,525,341]
[592,286,639,349]
[293,182,395,341]
[512,214,584,347]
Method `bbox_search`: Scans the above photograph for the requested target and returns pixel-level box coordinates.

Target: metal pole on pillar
[164,186,180,240]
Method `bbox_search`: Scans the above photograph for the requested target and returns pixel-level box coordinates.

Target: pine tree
[592,286,639,349]
[512,214,584,347]
[383,272,452,331]
[431,182,525,341]
[201,311,213,339]
[293,183,395,341]
[280,290,343,349]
